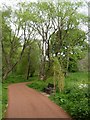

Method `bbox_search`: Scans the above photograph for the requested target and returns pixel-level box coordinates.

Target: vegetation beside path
[28,72,89,120]
[2,72,89,120]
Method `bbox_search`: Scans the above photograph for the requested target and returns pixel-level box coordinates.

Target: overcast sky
[0,0,90,15]
[0,0,89,32]
[0,0,90,6]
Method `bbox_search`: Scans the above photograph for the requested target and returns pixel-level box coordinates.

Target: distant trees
[1,0,88,86]
[2,9,21,80]
[78,52,88,72]
[16,41,40,79]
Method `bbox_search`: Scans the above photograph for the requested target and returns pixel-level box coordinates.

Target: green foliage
[49,72,89,120]
[78,52,88,72]
[3,74,29,84]
[53,57,64,92]
[16,52,28,75]
[16,41,40,77]
[27,76,54,92]
[0,83,2,119]
[50,28,87,73]
[2,10,21,79]
[2,83,8,117]
[29,41,40,76]
[28,72,89,120]
[27,81,46,92]
[2,1,88,80]
[68,58,78,72]
[49,87,89,120]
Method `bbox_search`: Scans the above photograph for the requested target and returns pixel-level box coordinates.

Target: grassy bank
[28,72,89,120]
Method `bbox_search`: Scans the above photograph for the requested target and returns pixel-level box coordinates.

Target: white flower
[79,84,88,89]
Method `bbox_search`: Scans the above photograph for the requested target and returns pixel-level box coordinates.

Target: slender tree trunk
[53,66,56,93]
[65,48,70,76]
[2,40,26,81]
[27,46,31,80]
[66,55,69,74]
[2,61,18,81]
[47,40,50,69]
[40,40,46,80]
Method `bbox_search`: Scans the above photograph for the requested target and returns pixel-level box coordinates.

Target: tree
[49,1,88,75]
[16,41,40,79]
[2,3,36,80]
[28,2,55,80]
[2,0,88,82]
[2,9,22,80]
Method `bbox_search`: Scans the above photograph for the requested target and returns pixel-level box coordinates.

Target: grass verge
[28,72,89,120]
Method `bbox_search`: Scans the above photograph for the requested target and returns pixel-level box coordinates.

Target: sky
[0,0,90,6]
[0,0,90,32]
[0,0,90,15]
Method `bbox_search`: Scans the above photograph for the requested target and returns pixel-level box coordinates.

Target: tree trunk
[40,40,46,80]
[53,66,56,93]
[65,48,70,76]
[47,40,50,69]
[26,46,31,80]
[2,40,26,81]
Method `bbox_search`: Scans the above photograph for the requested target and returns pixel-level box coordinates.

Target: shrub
[27,81,47,91]
[49,86,89,120]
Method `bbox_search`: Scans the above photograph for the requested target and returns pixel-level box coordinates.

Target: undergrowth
[28,72,89,120]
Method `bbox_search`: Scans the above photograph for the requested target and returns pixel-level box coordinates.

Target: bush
[68,58,78,72]
[49,86,89,120]
[27,81,47,91]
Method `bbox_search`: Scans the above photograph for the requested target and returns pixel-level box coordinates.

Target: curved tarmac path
[5,82,72,119]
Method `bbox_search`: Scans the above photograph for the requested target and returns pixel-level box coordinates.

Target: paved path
[5,82,72,119]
